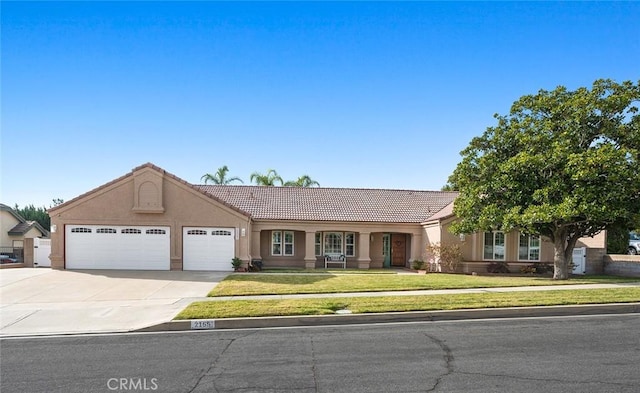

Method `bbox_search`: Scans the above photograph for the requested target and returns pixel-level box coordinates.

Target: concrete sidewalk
[140,281,640,332]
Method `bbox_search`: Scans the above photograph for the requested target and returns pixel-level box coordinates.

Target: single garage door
[66,225,170,270]
[183,227,235,271]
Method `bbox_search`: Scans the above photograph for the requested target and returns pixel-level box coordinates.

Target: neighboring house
[1,203,50,263]
[47,163,605,272]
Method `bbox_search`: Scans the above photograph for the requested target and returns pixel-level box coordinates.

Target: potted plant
[231,257,244,272]
[411,259,427,274]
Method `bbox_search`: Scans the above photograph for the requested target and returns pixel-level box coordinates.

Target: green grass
[176,287,640,319]
[209,273,639,297]
[260,268,396,274]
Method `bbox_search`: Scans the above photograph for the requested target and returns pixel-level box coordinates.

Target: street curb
[135,302,640,332]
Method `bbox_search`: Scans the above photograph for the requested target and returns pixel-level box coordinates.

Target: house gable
[132,166,165,213]
[1,204,49,245]
[47,164,253,270]
[49,163,251,221]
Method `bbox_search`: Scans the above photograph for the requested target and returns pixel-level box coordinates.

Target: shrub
[487,261,510,274]
[520,265,536,275]
[411,260,425,270]
[231,257,243,270]
[606,225,632,254]
[535,262,553,274]
[426,243,463,272]
[520,263,553,275]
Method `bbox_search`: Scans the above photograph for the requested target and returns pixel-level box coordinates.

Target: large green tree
[449,79,640,279]
[284,175,320,187]
[201,165,244,185]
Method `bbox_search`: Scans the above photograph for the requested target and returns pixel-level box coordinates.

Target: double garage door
[66,225,234,271]
[183,227,235,271]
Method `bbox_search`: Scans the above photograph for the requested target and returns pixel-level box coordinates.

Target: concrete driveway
[0,268,228,336]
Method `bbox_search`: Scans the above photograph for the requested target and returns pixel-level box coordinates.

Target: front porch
[250,227,423,270]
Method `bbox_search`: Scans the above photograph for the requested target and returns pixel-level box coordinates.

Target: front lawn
[209,273,639,297]
[177,287,640,319]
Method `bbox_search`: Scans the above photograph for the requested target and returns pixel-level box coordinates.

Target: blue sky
[2,1,639,208]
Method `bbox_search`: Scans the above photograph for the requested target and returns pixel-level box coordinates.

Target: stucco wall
[259,230,310,268]
[576,231,606,248]
[604,255,640,277]
[0,211,20,246]
[49,167,251,270]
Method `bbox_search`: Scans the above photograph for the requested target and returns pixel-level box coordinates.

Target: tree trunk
[553,236,570,280]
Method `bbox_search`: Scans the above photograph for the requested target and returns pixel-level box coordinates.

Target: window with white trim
[122,228,141,234]
[316,232,357,256]
[315,233,322,256]
[284,231,294,255]
[519,234,540,261]
[324,232,343,255]
[96,228,116,234]
[212,230,232,236]
[483,231,505,260]
[146,229,166,235]
[187,229,207,235]
[345,232,355,257]
[272,231,294,256]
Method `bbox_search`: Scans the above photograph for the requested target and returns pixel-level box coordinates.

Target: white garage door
[66,225,170,270]
[183,227,235,271]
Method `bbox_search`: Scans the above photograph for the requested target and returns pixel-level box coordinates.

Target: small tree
[231,257,243,271]
[425,242,463,273]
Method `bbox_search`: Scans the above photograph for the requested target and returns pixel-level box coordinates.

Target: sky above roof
[2,1,639,208]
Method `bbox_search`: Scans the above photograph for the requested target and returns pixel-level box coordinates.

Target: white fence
[572,247,586,275]
[34,238,51,267]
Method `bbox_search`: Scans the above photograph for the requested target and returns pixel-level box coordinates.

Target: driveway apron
[0,269,227,336]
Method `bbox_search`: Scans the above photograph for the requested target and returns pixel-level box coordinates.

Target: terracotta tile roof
[197,185,458,223]
[422,201,455,223]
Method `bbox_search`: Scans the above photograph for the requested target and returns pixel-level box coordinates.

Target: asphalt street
[1,314,639,393]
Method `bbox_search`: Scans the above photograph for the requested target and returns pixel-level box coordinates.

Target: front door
[391,234,406,267]
[383,234,391,268]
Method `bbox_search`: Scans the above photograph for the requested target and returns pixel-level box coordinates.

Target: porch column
[410,233,423,261]
[357,232,371,269]
[23,238,34,267]
[251,230,262,260]
[304,231,317,269]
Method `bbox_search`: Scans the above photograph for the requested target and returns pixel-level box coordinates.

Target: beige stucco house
[47,163,605,273]
[1,203,49,263]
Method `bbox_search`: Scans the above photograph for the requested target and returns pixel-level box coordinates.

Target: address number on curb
[191,320,216,330]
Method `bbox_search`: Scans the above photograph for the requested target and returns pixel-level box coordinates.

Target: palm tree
[284,175,320,187]
[201,165,244,185]
[250,169,283,186]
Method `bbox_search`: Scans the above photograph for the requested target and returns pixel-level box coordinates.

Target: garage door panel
[183,227,235,271]
[66,225,170,270]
